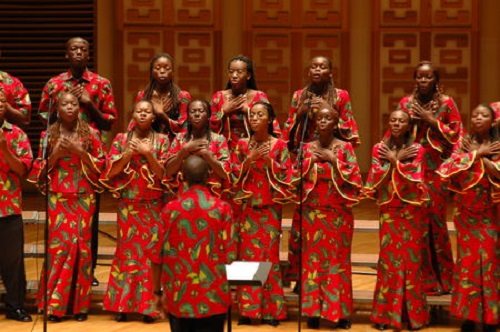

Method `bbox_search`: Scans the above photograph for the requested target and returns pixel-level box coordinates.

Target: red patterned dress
[295,141,362,322]
[160,184,237,318]
[232,138,293,321]
[0,71,31,121]
[284,88,360,281]
[364,142,430,329]
[166,132,231,197]
[397,95,462,294]
[28,128,104,317]
[133,90,191,138]
[437,149,500,326]
[100,132,169,317]
[209,90,281,151]
[38,69,117,144]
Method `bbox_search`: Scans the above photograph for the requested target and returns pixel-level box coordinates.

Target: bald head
[182,155,209,185]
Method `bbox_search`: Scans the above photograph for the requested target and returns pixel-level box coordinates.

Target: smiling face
[227,60,250,90]
[388,110,411,139]
[132,100,156,130]
[57,93,80,123]
[315,107,338,134]
[248,103,270,133]
[414,63,437,96]
[470,105,494,136]
[308,56,332,84]
[151,56,173,85]
[188,100,208,131]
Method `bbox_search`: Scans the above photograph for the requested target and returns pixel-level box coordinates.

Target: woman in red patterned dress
[283,56,360,286]
[133,53,191,139]
[397,61,462,295]
[294,107,362,329]
[232,102,292,326]
[100,100,169,323]
[210,54,281,151]
[165,99,230,196]
[28,92,104,322]
[437,104,500,332]
[364,110,430,331]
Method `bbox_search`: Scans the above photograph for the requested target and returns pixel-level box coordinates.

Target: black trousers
[0,214,27,309]
[91,192,100,273]
[168,313,226,332]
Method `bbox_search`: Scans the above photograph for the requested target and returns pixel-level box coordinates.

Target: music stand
[225,261,272,332]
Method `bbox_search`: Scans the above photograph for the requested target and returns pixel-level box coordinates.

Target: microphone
[307,93,319,119]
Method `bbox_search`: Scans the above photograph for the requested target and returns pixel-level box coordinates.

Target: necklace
[249,135,271,150]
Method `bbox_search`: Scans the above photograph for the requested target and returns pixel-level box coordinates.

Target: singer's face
[308,57,332,84]
[316,108,337,133]
[228,60,250,90]
[133,101,156,130]
[0,91,6,121]
[388,110,410,138]
[249,104,269,133]
[66,38,89,67]
[152,57,173,84]
[57,94,80,123]
[414,64,436,96]
[188,101,208,131]
[470,105,493,135]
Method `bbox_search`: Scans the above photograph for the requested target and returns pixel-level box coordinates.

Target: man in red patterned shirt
[156,155,237,332]
[0,90,33,322]
[0,70,31,126]
[38,37,118,286]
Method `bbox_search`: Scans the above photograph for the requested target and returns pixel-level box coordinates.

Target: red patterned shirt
[0,121,33,217]
[38,69,117,143]
[0,71,31,122]
[161,185,237,318]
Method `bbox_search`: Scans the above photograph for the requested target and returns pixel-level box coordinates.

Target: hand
[247,143,270,163]
[461,136,473,152]
[478,141,500,158]
[378,145,397,164]
[152,96,173,119]
[59,135,84,155]
[224,93,247,114]
[313,146,337,164]
[183,139,209,155]
[397,145,418,162]
[128,138,151,156]
[411,101,436,124]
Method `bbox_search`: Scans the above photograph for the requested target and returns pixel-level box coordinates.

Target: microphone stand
[296,98,312,332]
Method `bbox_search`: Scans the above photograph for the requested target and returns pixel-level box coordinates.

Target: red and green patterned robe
[283,88,360,282]
[166,132,231,197]
[28,128,104,317]
[437,149,500,325]
[100,132,169,317]
[294,141,362,323]
[38,69,117,144]
[131,90,192,139]
[364,142,430,329]
[232,138,293,321]
[0,121,32,217]
[160,184,237,318]
[0,71,31,121]
[209,90,281,152]
[397,95,462,294]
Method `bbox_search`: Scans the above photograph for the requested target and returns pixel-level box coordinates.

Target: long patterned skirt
[236,204,287,321]
[420,171,454,294]
[300,203,353,322]
[370,203,429,329]
[103,199,163,317]
[451,205,499,325]
[37,192,95,316]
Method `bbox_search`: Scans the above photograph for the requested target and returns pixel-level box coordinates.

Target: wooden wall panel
[373,0,478,142]
[244,0,349,123]
[118,0,221,126]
